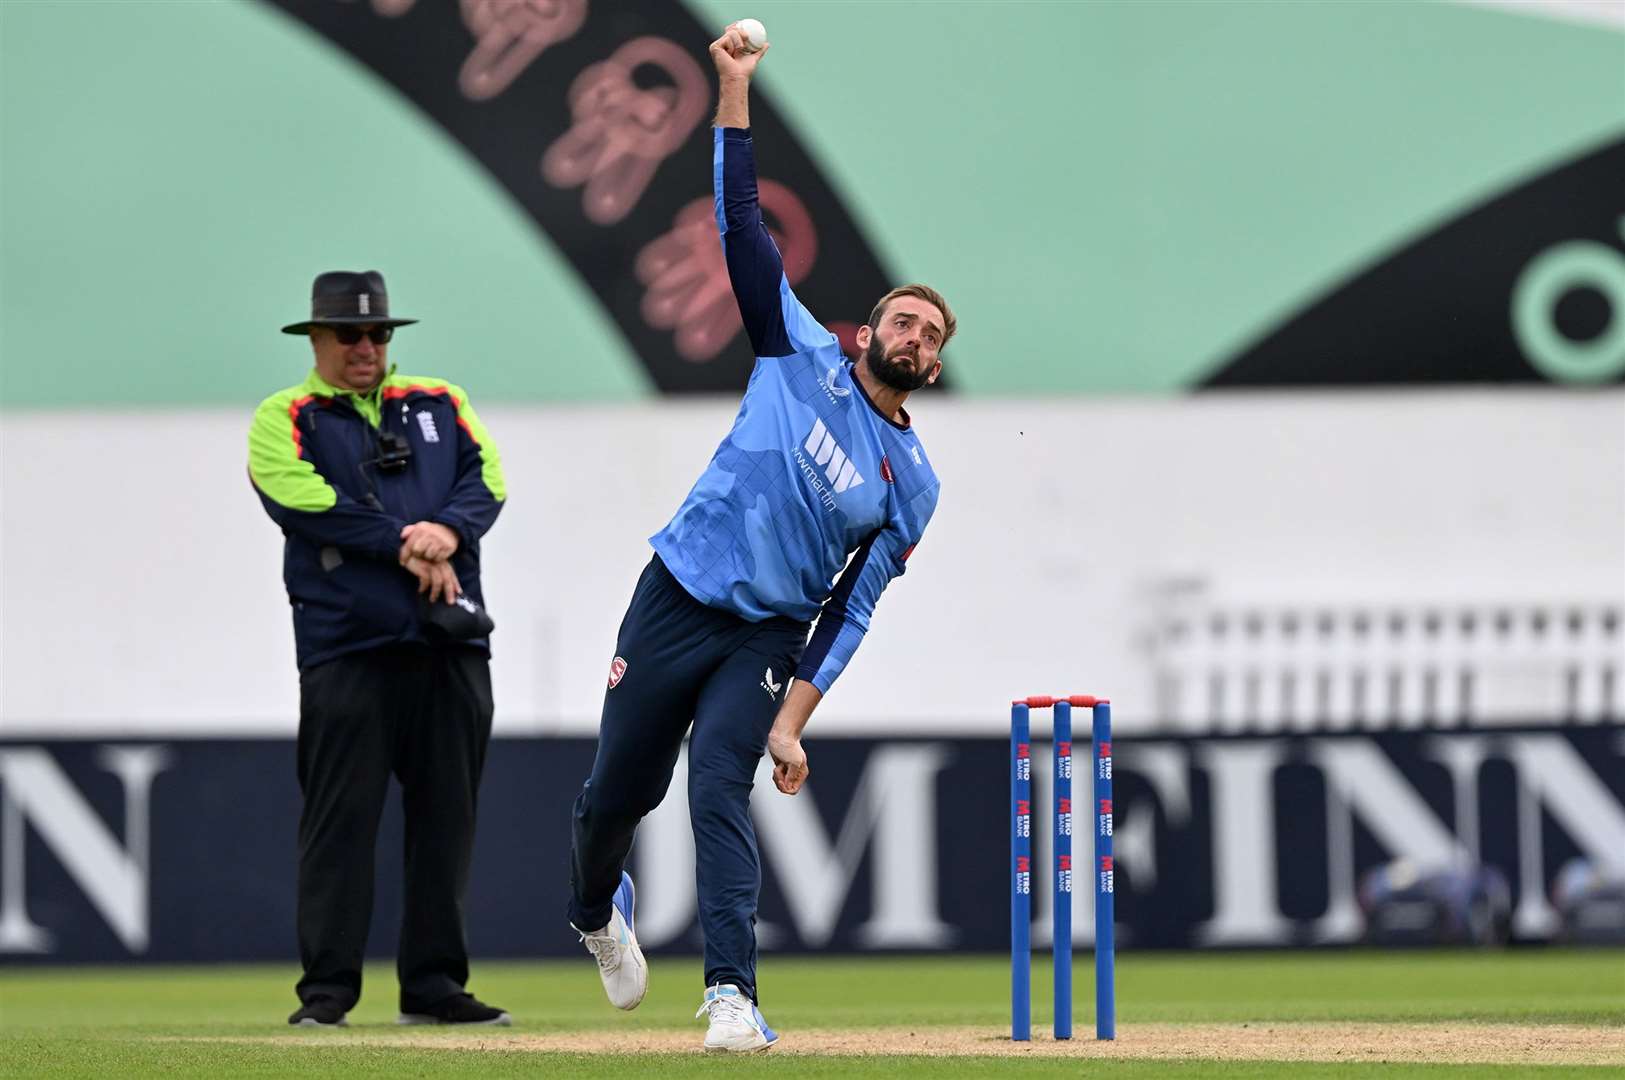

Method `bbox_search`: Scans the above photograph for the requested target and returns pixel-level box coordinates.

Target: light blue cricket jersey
[651,128,941,695]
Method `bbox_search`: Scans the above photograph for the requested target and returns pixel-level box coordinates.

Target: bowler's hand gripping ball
[736,18,768,53]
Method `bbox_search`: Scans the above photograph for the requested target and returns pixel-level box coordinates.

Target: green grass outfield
[2,950,1621,1077]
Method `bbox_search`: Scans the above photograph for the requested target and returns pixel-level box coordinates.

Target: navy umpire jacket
[248,367,506,670]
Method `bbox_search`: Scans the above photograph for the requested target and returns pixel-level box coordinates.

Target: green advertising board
[2,0,1620,406]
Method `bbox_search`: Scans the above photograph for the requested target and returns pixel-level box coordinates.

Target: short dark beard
[863,333,933,392]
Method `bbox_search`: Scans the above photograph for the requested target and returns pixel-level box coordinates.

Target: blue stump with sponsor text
[1093,700,1115,1040]
[1010,695,1115,1042]
[1009,704,1032,1040]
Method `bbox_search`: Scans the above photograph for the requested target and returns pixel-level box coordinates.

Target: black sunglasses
[331,325,394,346]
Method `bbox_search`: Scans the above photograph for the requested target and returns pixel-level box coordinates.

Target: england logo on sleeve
[608,656,628,688]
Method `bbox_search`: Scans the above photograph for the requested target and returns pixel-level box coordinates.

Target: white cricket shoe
[572,871,648,1010]
[695,983,778,1052]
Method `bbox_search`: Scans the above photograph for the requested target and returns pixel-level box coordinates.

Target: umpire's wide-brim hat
[280,270,419,334]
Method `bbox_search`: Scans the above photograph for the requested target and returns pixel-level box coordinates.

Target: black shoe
[288,998,349,1027]
[397,992,512,1026]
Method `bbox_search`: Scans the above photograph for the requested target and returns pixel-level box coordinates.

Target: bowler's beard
[863,335,933,392]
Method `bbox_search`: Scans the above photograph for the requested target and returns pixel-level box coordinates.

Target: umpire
[248,270,510,1027]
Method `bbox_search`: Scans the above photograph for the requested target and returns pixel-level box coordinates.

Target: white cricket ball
[736,18,768,53]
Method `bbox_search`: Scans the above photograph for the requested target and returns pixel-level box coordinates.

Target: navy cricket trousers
[568,555,807,1003]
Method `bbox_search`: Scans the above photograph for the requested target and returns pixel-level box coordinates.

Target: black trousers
[294,644,493,1012]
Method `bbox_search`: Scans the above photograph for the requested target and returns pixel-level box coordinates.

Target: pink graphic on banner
[541,36,707,225]
[459,0,587,101]
[338,0,419,15]
[827,321,861,359]
[636,179,818,361]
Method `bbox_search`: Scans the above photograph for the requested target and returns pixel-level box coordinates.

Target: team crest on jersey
[881,455,894,483]
[608,656,628,688]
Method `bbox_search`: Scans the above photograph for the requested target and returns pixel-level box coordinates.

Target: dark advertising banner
[261,0,914,392]
[2,727,1621,963]
[1204,136,1625,387]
